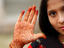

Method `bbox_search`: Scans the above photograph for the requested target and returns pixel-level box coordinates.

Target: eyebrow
[62,0,64,2]
[60,6,64,11]
[62,0,64,1]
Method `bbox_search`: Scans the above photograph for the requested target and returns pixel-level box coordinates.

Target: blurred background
[0,0,41,48]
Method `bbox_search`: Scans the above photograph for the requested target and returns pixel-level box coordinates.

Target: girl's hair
[39,0,59,38]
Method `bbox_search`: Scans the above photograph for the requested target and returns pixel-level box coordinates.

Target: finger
[31,10,38,24]
[24,7,32,21]
[27,5,36,23]
[17,10,25,22]
[33,33,46,40]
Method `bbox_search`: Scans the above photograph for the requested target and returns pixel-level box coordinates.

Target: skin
[47,0,64,44]
[9,5,46,48]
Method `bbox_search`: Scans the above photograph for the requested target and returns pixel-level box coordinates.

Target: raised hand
[13,5,46,46]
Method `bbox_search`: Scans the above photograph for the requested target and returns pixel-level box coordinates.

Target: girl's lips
[60,26,64,30]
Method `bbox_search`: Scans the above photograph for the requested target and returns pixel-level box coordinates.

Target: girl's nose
[58,13,64,24]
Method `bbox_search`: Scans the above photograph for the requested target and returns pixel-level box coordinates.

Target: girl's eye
[49,11,57,17]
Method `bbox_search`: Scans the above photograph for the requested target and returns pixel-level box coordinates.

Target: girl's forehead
[48,0,64,4]
[47,0,64,11]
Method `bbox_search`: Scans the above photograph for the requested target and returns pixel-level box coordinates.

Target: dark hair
[39,0,59,38]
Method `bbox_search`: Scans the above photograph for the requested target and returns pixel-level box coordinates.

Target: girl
[9,0,64,48]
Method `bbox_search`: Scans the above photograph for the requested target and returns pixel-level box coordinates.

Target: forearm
[9,40,24,48]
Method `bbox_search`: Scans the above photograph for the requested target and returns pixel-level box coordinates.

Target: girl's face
[47,0,64,35]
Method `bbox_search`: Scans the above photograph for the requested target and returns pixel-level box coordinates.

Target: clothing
[28,36,63,48]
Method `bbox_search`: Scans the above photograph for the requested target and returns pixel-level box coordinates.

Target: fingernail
[42,33,47,39]
[28,7,32,12]
[22,10,25,14]
[36,10,38,15]
[32,5,36,10]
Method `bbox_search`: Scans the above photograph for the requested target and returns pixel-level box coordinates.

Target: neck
[58,34,64,44]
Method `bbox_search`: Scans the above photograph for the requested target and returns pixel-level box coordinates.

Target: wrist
[9,39,24,48]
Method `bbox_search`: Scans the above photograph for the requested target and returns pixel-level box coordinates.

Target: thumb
[33,33,46,40]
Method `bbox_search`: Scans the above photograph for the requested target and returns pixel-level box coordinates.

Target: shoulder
[28,36,62,48]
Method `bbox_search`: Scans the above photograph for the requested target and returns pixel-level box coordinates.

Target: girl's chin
[60,33,64,35]
[58,30,64,35]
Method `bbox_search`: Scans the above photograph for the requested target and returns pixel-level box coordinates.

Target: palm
[13,5,46,45]
[14,21,34,43]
